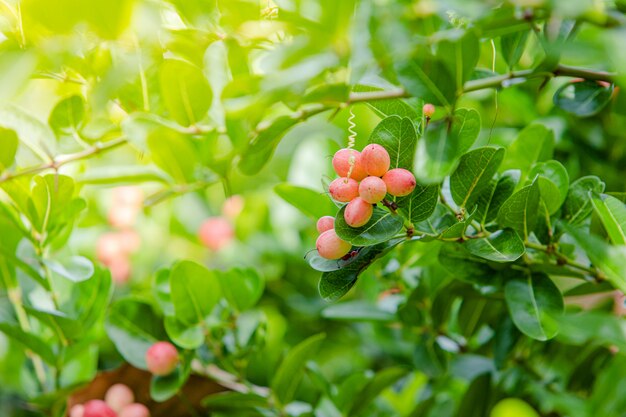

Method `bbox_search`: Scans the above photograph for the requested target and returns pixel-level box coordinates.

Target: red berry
[145,341,179,376]
[332,149,367,180]
[361,144,390,177]
[358,176,387,204]
[423,103,435,118]
[105,384,134,412]
[316,216,335,234]
[198,217,234,251]
[344,197,374,227]
[329,177,359,202]
[316,229,352,260]
[119,403,150,417]
[83,400,117,417]
[383,168,416,197]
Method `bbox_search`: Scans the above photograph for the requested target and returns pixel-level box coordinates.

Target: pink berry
[361,144,390,177]
[108,257,131,285]
[105,383,134,412]
[108,204,138,229]
[344,197,374,227]
[69,404,85,417]
[316,216,335,234]
[198,217,234,251]
[329,177,359,202]
[332,149,367,180]
[119,403,150,417]
[222,195,244,220]
[358,176,387,204]
[383,168,416,197]
[145,341,179,376]
[96,233,125,264]
[316,229,351,260]
[83,400,117,417]
[423,103,435,118]
[112,186,144,209]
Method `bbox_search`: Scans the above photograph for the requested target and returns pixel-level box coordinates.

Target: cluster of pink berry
[315,145,418,260]
[68,384,149,417]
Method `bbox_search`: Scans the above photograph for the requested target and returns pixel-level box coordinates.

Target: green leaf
[352,85,418,119]
[238,116,298,175]
[159,59,212,127]
[147,129,199,183]
[164,316,204,350]
[318,239,402,302]
[105,298,166,369]
[44,256,94,283]
[465,229,525,262]
[414,108,481,183]
[48,95,85,135]
[529,160,569,214]
[454,373,492,417]
[0,128,18,171]
[347,367,409,417]
[217,268,264,311]
[274,183,336,219]
[504,273,564,341]
[501,124,554,183]
[169,260,221,326]
[77,165,172,185]
[562,176,605,225]
[396,183,440,225]
[438,30,480,92]
[202,392,268,412]
[497,178,540,239]
[554,80,614,117]
[150,366,187,402]
[590,192,626,245]
[334,206,404,246]
[0,104,57,161]
[271,333,326,406]
[450,147,505,209]
[322,301,395,322]
[475,170,519,225]
[0,323,56,365]
[368,116,417,170]
[501,30,529,68]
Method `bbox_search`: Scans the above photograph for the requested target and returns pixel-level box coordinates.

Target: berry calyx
[361,144,390,177]
[344,197,374,227]
[329,177,359,202]
[332,149,367,180]
[316,216,335,234]
[198,217,234,251]
[316,229,352,260]
[119,403,151,417]
[145,341,179,376]
[358,176,387,204]
[105,383,134,412]
[423,103,435,118]
[382,168,416,197]
[83,400,117,417]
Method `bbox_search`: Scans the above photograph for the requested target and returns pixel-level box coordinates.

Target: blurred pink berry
[198,217,234,251]
[105,383,134,412]
[145,341,179,376]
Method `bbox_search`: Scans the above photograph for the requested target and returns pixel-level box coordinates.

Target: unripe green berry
[344,197,373,227]
[316,216,335,234]
[423,103,435,118]
[316,229,351,259]
[329,177,359,202]
[361,144,390,177]
[332,149,367,180]
[382,168,416,197]
[358,176,387,204]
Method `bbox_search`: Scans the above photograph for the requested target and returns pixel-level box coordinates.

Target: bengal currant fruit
[383,168,416,197]
[145,341,179,376]
[83,400,117,417]
[108,186,144,229]
[119,403,151,417]
[361,144,390,177]
[316,216,335,234]
[105,383,134,413]
[358,176,387,204]
[344,197,374,227]
[422,103,435,118]
[198,217,234,251]
[329,177,359,202]
[316,229,351,260]
[332,149,367,180]
[69,404,85,417]
[222,195,244,220]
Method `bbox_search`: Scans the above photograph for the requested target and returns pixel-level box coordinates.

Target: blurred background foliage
[0,0,625,416]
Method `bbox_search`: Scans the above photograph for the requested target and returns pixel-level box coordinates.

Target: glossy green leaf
[0,128,18,171]
[164,316,204,350]
[368,116,417,170]
[49,95,85,135]
[44,256,94,283]
[475,170,519,225]
[238,116,298,175]
[0,323,56,365]
[334,206,404,246]
[562,176,605,225]
[450,147,505,209]
[202,392,268,411]
[554,80,614,117]
[396,183,440,225]
[352,85,418,119]
[504,273,563,341]
[159,59,212,127]
[0,104,57,161]
[497,178,540,239]
[217,268,264,311]
[465,229,525,262]
[347,367,409,416]
[454,373,492,417]
[529,160,569,214]
[150,366,187,402]
[147,130,198,183]
[274,183,336,219]
[501,124,554,182]
[271,333,326,405]
[169,260,221,326]
[322,301,395,322]
[501,30,529,67]
[589,192,626,245]
[77,165,172,185]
